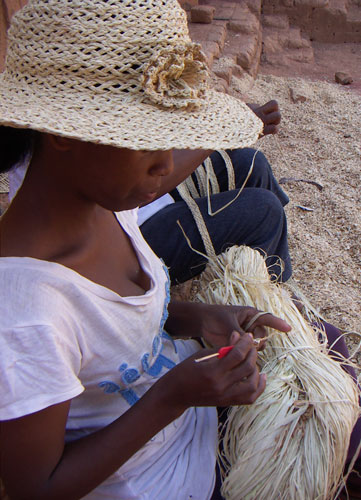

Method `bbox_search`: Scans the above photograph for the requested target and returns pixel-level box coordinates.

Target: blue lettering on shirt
[98,262,177,406]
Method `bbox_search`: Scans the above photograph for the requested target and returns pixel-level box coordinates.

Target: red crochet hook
[195,346,234,363]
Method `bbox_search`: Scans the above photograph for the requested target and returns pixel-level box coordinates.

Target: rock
[178,0,199,11]
[213,75,229,93]
[262,14,290,30]
[199,40,219,67]
[212,58,233,84]
[228,12,260,36]
[289,86,308,103]
[335,71,353,85]
[190,5,215,24]
[245,0,262,16]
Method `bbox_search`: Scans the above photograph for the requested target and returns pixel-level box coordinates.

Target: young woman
[1,2,360,499]
[0,1,291,499]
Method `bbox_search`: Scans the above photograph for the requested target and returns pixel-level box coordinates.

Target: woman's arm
[1,331,265,500]
[1,383,180,500]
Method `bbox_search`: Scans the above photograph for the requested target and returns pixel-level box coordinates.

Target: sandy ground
[233,71,361,366]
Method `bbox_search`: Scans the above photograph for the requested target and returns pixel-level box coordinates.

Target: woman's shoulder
[0,257,85,327]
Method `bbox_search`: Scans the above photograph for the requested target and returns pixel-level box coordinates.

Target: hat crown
[5,0,196,100]
[0,0,262,151]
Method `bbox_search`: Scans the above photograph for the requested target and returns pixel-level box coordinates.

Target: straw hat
[0,0,263,151]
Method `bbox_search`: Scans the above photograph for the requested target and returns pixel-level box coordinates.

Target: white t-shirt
[0,209,217,499]
[137,193,175,226]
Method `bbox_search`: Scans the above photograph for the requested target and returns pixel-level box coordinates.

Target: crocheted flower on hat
[141,43,209,109]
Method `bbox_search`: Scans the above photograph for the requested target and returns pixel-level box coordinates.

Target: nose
[150,150,174,178]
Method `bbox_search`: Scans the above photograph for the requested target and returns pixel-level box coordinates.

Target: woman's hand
[199,303,291,349]
[166,301,291,349]
[158,331,266,410]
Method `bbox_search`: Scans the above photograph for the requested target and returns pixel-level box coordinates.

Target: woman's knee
[256,189,285,224]
[226,148,272,187]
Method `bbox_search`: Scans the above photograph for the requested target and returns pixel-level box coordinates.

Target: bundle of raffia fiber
[196,245,360,500]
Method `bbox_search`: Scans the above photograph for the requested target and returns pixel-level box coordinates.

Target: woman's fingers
[226,369,267,406]
[219,333,255,370]
[227,342,258,382]
[242,310,291,334]
[252,313,291,334]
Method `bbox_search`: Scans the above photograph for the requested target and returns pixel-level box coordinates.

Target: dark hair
[0,126,40,174]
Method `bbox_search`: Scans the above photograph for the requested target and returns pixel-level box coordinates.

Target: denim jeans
[141,148,292,284]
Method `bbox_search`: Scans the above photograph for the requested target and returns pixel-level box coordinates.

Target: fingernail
[248,333,254,340]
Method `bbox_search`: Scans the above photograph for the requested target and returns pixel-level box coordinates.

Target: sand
[234,73,361,363]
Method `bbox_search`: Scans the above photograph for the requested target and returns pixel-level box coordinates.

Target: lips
[138,190,158,203]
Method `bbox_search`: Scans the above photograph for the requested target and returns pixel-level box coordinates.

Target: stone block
[213,75,229,93]
[190,5,215,24]
[262,31,283,54]
[199,40,220,67]
[213,3,236,21]
[246,0,262,15]
[211,57,233,84]
[188,22,227,50]
[188,22,209,41]
[287,28,312,49]
[262,14,289,29]
[3,0,28,20]
[228,12,260,36]
[294,0,329,7]
[235,34,260,70]
[207,26,227,50]
[178,0,199,10]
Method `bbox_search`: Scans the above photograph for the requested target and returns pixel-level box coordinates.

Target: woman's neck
[0,149,106,260]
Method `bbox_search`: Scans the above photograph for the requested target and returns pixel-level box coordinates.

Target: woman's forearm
[2,381,184,500]
[165,301,209,339]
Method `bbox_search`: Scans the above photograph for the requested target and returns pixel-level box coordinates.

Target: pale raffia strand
[176,148,257,249]
[196,245,360,500]
[0,0,263,151]
[0,173,9,194]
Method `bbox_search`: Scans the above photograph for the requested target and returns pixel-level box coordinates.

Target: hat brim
[0,75,263,151]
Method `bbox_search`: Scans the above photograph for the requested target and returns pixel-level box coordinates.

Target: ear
[47,134,73,152]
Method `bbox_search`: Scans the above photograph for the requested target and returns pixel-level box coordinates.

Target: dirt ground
[235,42,361,366]
[260,42,361,96]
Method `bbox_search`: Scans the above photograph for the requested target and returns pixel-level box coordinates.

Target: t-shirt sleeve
[0,323,84,420]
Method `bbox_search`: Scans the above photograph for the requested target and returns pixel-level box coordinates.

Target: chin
[98,199,139,213]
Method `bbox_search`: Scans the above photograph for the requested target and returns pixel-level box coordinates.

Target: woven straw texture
[0,173,9,193]
[0,0,263,151]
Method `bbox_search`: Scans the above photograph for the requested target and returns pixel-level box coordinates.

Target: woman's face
[61,140,174,212]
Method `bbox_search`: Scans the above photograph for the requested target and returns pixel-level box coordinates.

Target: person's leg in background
[141,148,291,284]
[179,148,289,209]
[322,322,361,499]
